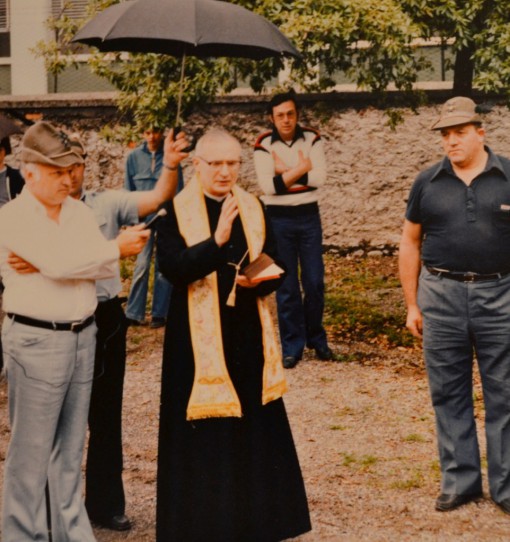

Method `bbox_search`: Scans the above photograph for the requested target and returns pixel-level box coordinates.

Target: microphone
[143,208,168,229]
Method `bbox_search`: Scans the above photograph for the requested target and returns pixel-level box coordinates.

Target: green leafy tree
[471,2,510,101]
[259,0,426,94]
[35,0,510,134]
[36,0,429,133]
[400,0,510,100]
[239,0,510,103]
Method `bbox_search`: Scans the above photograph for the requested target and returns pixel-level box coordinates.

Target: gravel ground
[2,256,510,541]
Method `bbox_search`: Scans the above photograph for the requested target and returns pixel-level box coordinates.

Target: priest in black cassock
[155,128,311,542]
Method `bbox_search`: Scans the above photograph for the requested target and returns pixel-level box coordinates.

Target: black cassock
[155,195,311,542]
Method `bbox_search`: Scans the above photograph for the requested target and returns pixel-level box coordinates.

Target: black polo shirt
[406,147,510,273]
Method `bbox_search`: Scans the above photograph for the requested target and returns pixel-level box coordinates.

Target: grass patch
[324,255,415,348]
[341,452,357,467]
[340,452,378,471]
[360,455,378,467]
[334,351,368,363]
[336,406,355,417]
[390,471,425,490]
[403,433,426,443]
[128,334,143,346]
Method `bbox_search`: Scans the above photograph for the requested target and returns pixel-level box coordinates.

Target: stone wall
[8,99,510,252]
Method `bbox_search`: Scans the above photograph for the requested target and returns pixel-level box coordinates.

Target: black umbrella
[72,0,301,122]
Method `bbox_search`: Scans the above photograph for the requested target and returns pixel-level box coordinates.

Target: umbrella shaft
[177,53,186,125]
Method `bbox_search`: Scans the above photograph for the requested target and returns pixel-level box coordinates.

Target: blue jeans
[1,317,97,541]
[125,229,171,322]
[419,267,510,502]
[269,210,328,359]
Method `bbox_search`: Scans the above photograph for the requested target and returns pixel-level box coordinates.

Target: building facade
[1,0,111,96]
[0,0,454,98]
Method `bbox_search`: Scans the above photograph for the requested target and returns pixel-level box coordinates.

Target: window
[51,0,89,19]
[0,0,8,31]
[0,0,9,57]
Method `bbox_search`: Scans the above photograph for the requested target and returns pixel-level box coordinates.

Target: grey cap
[19,121,84,167]
[430,97,482,130]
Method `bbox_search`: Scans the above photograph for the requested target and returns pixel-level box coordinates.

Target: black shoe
[90,514,132,531]
[435,492,483,511]
[496,498,510,515]
[315,346,334,361]
[127,318,144,327]
[283,356,299,369]
[150,317,166,329]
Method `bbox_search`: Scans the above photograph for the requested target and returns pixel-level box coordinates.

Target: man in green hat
[0,121,149,541]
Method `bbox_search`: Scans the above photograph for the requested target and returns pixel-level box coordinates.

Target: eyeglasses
[197,156,241,170]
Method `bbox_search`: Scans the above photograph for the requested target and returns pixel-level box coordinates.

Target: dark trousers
[419,267,510,502]
[85,297,128,519]
[269,209,328,359]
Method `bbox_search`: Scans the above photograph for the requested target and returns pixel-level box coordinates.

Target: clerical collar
[203,190,227,202]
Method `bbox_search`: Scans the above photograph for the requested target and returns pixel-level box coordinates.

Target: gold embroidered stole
[173,176,287,420]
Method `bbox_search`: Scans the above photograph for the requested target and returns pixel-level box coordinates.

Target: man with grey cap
[0,121,149,541]
[399,96,510,514]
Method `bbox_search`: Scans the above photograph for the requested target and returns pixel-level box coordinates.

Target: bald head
[195,128,242,157]
[193,128,242,198]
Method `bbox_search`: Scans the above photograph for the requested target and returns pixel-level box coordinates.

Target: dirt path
[87,337,509,542]
[1,260,510,541]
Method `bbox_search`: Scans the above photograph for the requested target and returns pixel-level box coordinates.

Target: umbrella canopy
[72,0,301,60]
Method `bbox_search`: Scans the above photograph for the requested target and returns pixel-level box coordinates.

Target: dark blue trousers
[269,210,328,359]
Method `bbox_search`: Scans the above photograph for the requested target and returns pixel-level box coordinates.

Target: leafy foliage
[472,3,510,102]
[401,0,510,100]
[34,0,510,135]
[34,0,239,133]
[89,53,234,129]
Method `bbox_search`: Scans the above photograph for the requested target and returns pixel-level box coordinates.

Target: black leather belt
[7,313,95,332]
[426,267,510,282]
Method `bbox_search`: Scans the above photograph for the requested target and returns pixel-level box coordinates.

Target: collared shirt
[0,188,119,321]
[405,147,510,273]
[254,124,327,207]
[83,189,139,301]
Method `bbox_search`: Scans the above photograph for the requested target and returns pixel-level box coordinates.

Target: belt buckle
[464,272,476,283]
[71,320,82,332]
